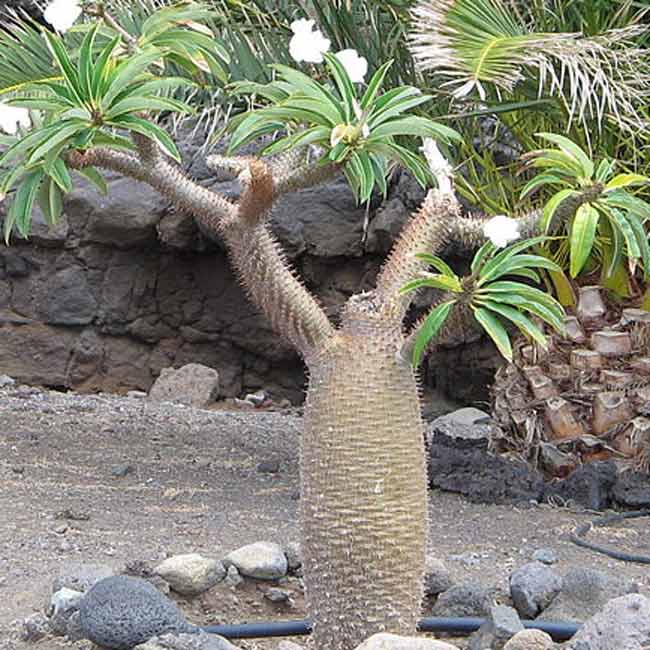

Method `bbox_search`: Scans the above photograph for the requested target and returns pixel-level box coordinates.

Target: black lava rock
[544,461,617,510]
[612,470,650,508]
[79,576,197,650]
[428,443,545,504]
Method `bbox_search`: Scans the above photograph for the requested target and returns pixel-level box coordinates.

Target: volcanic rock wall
[0,131,501,403]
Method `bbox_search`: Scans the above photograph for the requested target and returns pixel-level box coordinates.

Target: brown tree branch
[68,141,335,358]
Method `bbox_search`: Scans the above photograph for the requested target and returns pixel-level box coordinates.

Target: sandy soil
[1,383,649,650]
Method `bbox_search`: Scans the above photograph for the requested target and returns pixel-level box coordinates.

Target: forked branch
[67,137,336,358]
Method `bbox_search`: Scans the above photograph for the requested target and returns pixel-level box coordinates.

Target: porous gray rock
[509,562,561,618]
[48,587,83,635]
[431,582,492,618]
[224,541,288,579]
[79,575,196,650]
[264,587,290,603]
[20,613,49,642]
[353,634,460,650]
[468,605,524,650]
[65,611,85,642]
[284,541,302,573]
[612,470,650,508]
[539,568,638,623]
[544,461,617,511]
[44,267,97,325]
[567,594,650,650]
[149,364,220,408]
[503,629,554,650]
[134,631,238,650]
[154,554,225,596]
[52,561,115,593]
[423,556,454,597]
[531,548,558,565]
[0,374,15,388]
[427,407,492,450]
[428,443,545,505]
[224,565,243,588]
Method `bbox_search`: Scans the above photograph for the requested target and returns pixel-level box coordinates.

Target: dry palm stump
[492,285,650,477]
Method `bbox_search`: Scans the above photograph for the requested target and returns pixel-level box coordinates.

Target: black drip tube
[202,616,580,641]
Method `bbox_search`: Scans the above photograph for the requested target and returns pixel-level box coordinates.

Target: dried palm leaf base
[491,287,650,476]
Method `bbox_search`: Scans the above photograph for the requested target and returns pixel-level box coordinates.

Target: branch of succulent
[520,133,650,296]
[399,224,566,365]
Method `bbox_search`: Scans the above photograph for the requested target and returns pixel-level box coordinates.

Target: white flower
[483,214,521,248]
[44,0,83,33]
[335,49,368,83]
[420,138,452,193]
[0,103,31,135]
[289,19,331,64]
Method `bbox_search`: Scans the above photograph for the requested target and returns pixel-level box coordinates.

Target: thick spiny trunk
[301,312,428,649]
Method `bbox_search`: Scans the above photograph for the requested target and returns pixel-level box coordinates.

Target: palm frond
[409,0,650,133]
[0,11,58,96]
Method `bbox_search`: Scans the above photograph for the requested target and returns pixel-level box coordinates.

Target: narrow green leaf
[624,211,650,281]
[412,300,456,367]
[475,299,548,348]
[323,53,357,122]
[414,252,457,278]
[605,173,650,191]
[26,121,84,166]
[489,253,561,281]
[110,114,181,162]
[595,158,615,183]
[569,203,600,277]
[37,176,63,224]
[49,158,72,193]
[608,208,641,260]
[79,23,100,102]
[101,49,163,110]
[471,241,495,274]
[478,235,549,286]
[9,169,43,239]
[519,173,566,200]
[542,188,578,232]
[537,133,594,178]
[76,167,108,195]
[472,306,513,361]
[104,95,193,120]
[91,36,121,100]
[369,116,458,141]
[43,31,84,104]
[360,60,393,110]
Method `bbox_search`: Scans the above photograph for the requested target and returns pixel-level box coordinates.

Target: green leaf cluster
[0,2,229,242]
[521,133,650,294]
[400,238,566,365]
[228,55,459,203]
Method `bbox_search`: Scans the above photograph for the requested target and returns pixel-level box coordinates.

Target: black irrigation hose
[202,616,580,641]
[569,509,650,564]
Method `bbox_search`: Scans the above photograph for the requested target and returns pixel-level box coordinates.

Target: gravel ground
[1,383,649,650]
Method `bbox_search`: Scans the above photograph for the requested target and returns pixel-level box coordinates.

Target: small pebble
[532,548,558,565]
[111,464,134,478]
[257,460,280,474]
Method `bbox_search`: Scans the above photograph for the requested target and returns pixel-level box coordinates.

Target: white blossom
[335,49,368,83]
[44,0,82,33]
[289,19,331,64]
[0,103,31,135]
[420,138,452,193]
[483,214,521,248]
